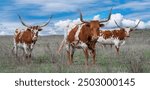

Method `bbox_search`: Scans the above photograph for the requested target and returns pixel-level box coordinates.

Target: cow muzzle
[32,36,38,41]
[92,36,99,41]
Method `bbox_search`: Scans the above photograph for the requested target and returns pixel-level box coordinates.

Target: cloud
[54,13,149,34]
[0,12,150,36]
[100,13,146,29]
[122,19,136,27]
[145,21,150,28]
[0,31,7,35]
[1,0,150,36]
[93,15,100,20]
[0,21,54,35]
[105,13,123,28]
[0,22,20,35]
[54,18,81,30]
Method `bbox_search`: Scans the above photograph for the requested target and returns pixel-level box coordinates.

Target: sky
[0,0,150,35]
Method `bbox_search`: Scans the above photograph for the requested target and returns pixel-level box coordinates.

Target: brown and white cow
[58,8,112,65]
[97,20,140,54]
[12,15,52,58]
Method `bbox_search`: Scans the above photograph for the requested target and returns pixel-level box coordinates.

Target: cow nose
[92,36,98,40]
[33,36,37,41]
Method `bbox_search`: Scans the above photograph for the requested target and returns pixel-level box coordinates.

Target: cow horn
[133,20,141,29]
[100,7,112,23]
[114,20,122,28]
[79,10,89,23]
[40,15,53,27]
[18,14,30,27]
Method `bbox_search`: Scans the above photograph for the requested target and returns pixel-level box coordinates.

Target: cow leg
[114,40,120,55]
[70,47,75,64]
[66,44,72,65]
[115,46,119,55]
[29,44,34,58]
[83,48,89,66]
[23,43,28,58]
[13,45,18,57]
[66,50,71,65]
[16,46,18,57]
[110,44,113,48]
[29,49,32,58]
[12,41,18,57]
[57,38,66,55]
[91,49,96,65]
[24,48,28,58]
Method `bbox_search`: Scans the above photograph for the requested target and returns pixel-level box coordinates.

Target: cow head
[114,20,140,37]
[18,15,52,41]
[79,8,112,41]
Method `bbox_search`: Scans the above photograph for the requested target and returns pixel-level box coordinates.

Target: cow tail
[57,38,66,55]
[57,24,70,54]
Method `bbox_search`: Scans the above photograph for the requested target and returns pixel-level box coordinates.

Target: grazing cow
[12,15,52,58]
[58,8,112,65]
[97,20,140,54]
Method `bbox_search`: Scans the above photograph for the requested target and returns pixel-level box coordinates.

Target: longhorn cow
[97,20,140,54]
[12,15,52,58]
[57,8,112,65]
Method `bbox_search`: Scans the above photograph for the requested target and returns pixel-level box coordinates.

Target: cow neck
[78,23,92,43]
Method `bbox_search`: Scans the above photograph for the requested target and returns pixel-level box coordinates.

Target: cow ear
[38,28,42,31]
[38,26,42,31]
[130,29,134,32]
[99,24,104,27]
[121,28,125,31]
[27,28,32,31]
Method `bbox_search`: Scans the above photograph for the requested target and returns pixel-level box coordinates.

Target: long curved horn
[17,14,30,27]
[79,10,89,23]
[114,20,122,28]
[40,15,53,27]
[100,7,112,23]
[133,20,141,28]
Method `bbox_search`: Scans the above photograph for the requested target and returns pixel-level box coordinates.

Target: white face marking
[32,30,38,41]
[124,28,131,37]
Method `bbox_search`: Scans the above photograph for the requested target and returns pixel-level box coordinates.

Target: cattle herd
[11,8,141,66]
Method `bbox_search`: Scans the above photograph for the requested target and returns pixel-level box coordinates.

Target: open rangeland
[0,30,150,73]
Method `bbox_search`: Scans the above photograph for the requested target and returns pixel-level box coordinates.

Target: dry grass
[0,30,150,73]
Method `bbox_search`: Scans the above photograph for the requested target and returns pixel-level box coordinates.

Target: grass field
[0,30,150,73]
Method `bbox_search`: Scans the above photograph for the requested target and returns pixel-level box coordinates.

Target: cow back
[112,29,126,40]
